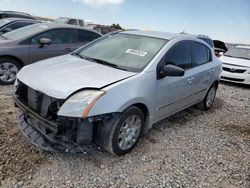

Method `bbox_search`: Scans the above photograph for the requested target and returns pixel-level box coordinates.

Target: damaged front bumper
[14,95,100,154]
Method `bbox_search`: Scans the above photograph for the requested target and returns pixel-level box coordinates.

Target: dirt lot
[0,82,249,188]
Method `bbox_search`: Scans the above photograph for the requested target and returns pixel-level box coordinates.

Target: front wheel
[0,58,21,85]
[104,106,144,156]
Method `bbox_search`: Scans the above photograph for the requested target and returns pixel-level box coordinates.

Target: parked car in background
[0,18,41,34]
[54,17,89,27]
[220,45,250,85]
[0,10,36,20]
[0,23,101,85]
[86,24,117,34]
[14,30,221,156]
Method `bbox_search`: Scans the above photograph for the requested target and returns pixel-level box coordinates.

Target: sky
[0,0,249,44]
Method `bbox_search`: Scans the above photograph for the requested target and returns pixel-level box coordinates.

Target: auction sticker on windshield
[126,49,148,57]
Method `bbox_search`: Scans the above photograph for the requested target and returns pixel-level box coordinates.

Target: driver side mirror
[159,64,185,79]
[39,38,51,48]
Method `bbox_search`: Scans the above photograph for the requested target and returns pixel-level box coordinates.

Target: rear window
[77,30,101,43]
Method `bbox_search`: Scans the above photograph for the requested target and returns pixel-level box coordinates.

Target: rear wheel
[104,106,144,156]
[200,84,217,110]
[0,58,21,85]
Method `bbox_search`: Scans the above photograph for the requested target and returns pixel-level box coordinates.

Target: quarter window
[192,42,211,65]
[165,42,192,69]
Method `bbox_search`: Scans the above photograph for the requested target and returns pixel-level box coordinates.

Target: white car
[220,45,250,85]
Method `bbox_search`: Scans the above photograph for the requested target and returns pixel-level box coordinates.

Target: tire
[104,106,145,156]
[0,57,21,85]
[199,84,217,110]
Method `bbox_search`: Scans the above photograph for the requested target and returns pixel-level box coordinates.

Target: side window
[77,30,100,43]
[192,42,211,66]
[68,19,77,25]
[31,29,77,44]
[6,22,33,30]
[78,20,84,26]
[165,42,192,69]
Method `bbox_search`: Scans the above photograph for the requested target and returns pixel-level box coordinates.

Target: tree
[110,23,123,30]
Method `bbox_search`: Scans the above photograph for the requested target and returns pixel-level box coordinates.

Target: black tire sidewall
[0,58,21,85]
[110,107,144,156]
[203,84,217,110]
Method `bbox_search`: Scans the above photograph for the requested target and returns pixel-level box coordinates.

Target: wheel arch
[213,80,219,89]
[121,102,151,135]
[0,55,24,67]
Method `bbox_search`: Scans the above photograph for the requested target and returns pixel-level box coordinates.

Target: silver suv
[14,30,222,156]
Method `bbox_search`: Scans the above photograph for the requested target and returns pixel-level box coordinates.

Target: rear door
[28,28,77,63]
[155,41,197,120]
[190,41,214,100]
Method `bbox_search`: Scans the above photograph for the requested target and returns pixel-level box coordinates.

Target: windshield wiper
[73,53,130,71]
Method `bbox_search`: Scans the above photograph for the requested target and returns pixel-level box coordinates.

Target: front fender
[57,72,156,118]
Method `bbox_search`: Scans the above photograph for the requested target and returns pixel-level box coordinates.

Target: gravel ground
[0,82,249,188]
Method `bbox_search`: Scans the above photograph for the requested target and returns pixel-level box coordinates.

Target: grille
[222,67,246,73]
[221,76,245,82]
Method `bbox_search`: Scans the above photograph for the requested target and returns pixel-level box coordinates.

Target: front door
[155,41,197,120]
[28,28,77,63]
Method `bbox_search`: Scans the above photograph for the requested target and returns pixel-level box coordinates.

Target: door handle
[187,77,194,84]
[209,69,215,74]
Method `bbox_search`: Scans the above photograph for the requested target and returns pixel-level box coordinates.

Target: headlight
[67,90,106,117]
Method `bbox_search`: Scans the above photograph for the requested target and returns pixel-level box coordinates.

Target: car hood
[17,54,137,99]
[0,38,15,46]
[219,55,250,67]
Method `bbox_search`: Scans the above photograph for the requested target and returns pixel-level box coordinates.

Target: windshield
[224,47,250,60]
[54,18,68,24]
[76,33,167,72]
[2,23,48,40]
[0,19,11,28]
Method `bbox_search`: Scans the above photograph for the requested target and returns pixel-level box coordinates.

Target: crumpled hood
[17,54,137,99]
[220,55,250,67]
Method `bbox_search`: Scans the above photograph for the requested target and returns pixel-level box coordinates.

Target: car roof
[32,23,102,35]
[1,17,39,22]
[121,30,202,41]
[0,10,31,16]
[56,17,83,20]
